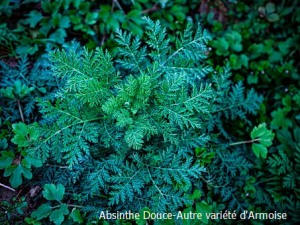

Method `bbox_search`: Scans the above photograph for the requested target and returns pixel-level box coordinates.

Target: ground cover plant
[200,0,300,222]
[0,0,299,224]
[0,0,191,57]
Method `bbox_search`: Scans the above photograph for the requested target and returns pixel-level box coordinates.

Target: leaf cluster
[22,18,263,224]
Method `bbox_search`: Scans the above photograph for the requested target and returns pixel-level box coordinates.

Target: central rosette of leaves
[29,18,262,212]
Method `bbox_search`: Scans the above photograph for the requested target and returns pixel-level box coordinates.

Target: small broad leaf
[0,87,14,99]
[70,209,83,223]
[11,134,28,147]
[258,6,266,15]
[12,122,29,147]
[49,28,67,44]
[38,87,47,93]
[12,122,28,137]
[12,80,35,99]
[251,123,275,147]
[49,204,69,225]
[0,139,8,149]
[43,184,65,201]
[195,201,212,224]
[59,16,71,28]
[26,10,43,28]
[278,41,290,55]
[248,43,264,59]
[251,123,274,158]
[8,164,33,188]
[0,158,13,169]
[212,37,229,56]
[136,207,152,225]
[0,151,15,169]
[268,13,280,22]
[240,54,249,68]
[85,12,98,25]
[187,189,202,200]
[21,158,31,168]
[271,108,292,129]
[266,2,276,13]
[268,51,282,63]
[15,44,39,55]
[252,143,268,158]
[12,122,39,147]
[28,123,40,140]
[182,206,197,225]
[31,204,52,220]
[24,156,43,168]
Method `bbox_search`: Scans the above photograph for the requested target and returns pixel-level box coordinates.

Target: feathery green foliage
[26,18,262,219]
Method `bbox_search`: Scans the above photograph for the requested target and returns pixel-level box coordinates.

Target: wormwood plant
[28,17,262,218]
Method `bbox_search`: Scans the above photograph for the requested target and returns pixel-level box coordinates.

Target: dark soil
[0,176,43,224]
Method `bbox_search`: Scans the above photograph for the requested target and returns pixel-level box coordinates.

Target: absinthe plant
[29,18,262,214]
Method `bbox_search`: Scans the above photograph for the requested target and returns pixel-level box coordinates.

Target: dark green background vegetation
[0,0,299,224]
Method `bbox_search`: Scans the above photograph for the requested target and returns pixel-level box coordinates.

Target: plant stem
[17,100,25,123]
[113,0,125,15]
[66,204,84,208]
[229,138,260,146]
[0,183,15,192]
[142,4,159,14]
[200,176,231,188]
[52,203,84,209]
[101,30,106,46]
[46,164,68,169]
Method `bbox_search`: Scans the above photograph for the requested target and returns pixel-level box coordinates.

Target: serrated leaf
[43,184,65,201]
[70,209,83,223]
[1,151,15,158]
[15,44,38,55]
[251,123,274,159]
[21,158,31,168]
[0,158,13,169]
[0,139,8,149]
[127,21,143,36]
[12,122,29,147]
[12,122,28,136]
[3,165,15,177]
[59,16,70,28]
[26,10,43,28]
[271,108,292,129]
[0,87,14,99]
[28,123,40,141]
[24,156,43,168]
[49,28,67,44]
[251,123,275,147]
[182,206,197,225]
[195,201,212,224]
[49,204,69,225]
[85,12,98,25]
[136,207,152,225]
[248,43,264,59]
[9,164,33,188]
[212,37,229,56]
[187,189,202,200]
[31,204,52,220]
[252,143,268,158]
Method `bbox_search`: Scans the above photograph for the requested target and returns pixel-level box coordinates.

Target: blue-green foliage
[29,18,262,215]
[0,51,60,123]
